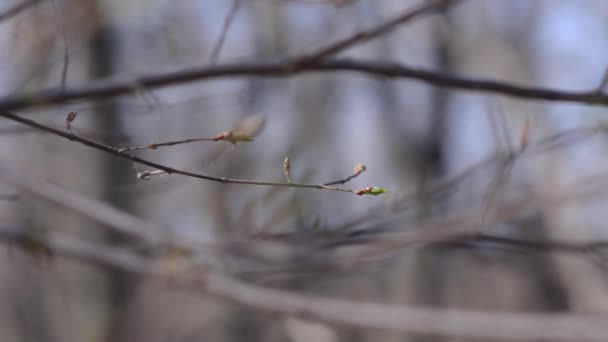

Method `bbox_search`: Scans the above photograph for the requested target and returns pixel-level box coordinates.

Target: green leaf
[355,186,388,196]
[368,187,388,195]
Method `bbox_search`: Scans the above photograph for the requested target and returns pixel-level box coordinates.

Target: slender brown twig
[323,164,366,186]
[0,111,385,195]
[1,58,608,113]
[117,137,217,152]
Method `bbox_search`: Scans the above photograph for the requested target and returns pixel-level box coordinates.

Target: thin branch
[323,164,366,186]
[209,0,241,64]
[117,137,217,152]
[0,0,40,23]
[0,111,379,195]
[300,0,458,60]
[2,58,608,113]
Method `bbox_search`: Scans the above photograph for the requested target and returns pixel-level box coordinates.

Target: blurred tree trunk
[87,3,137,342]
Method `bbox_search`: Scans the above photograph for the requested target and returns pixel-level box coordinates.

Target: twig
[2,58,608,113]
[323,164,366,186]
[0,111,382,195]
[0,0,40,23]
[117,137,217,152]
[300,0,458,60]
[209,0,241,64]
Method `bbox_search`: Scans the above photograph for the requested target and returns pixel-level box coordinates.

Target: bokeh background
[0,0,607,341]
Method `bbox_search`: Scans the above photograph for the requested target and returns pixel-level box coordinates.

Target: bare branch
[117,137,217,152]
[1,58,608,113]
[301,0,458,60]
[0,111,383,195]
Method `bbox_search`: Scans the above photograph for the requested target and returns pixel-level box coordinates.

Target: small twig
[118,137,217,152]
[0,0,40,23]
[298,0,458,60]
[323,163,366,186]
[209,0,241,64]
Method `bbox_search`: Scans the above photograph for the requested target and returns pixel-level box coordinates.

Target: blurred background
[0,0,607,341]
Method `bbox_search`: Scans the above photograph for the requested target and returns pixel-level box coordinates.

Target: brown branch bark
[1,58,607,113]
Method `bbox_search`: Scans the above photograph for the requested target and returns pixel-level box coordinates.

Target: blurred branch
[203,270,608,342]
[209,0,241,64]
[0,221,608,341]
[299,0,458,60]
[2,58,608,112]
[1,163,608,341]
[0,0,40,23]
[0,160,167,246]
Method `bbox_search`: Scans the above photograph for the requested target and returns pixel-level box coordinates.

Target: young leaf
[355,186,388,196]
